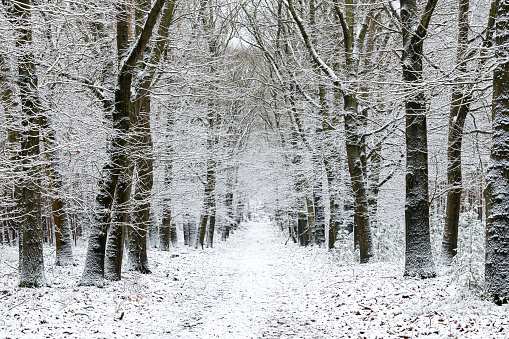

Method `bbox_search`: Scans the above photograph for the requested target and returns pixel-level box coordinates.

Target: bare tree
[485,0,509,305]
[400,0,438,278]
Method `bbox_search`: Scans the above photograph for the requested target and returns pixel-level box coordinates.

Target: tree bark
[79,0,166,286]
[6,0,47,288]
[441,0,471,265]
[486,0,509,305]
[401,0,438,278]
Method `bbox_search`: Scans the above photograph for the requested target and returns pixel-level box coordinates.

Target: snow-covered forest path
[172,222,334,338]
[1,222,509,338]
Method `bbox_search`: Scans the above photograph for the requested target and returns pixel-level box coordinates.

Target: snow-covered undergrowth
[1,222,508,338]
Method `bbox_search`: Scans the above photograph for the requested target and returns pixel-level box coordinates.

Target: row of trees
[0,0,508,303]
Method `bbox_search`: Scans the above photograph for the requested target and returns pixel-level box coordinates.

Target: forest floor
[1,222,508,338]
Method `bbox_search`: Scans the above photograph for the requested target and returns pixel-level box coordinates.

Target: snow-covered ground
[1,222,508,338]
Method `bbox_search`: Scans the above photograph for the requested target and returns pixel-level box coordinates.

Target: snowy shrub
[374,221,405,262]
[330,229,357,263]
[430,214,445,260]
[449,210,485,296]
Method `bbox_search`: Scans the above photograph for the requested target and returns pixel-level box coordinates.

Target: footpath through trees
[0,222,508,337]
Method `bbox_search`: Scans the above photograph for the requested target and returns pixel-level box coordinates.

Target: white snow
[1,222,509,338]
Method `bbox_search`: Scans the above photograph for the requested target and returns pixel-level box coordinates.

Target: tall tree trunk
[42,120,75,266]
[129,0,175,269]
[7,0,47,288]
[442,0,470,265]
[129,87,153,272]
[1,33,20,252]
[79,0,166,286]
[486,0,509,305]
[401,0,438,278]
[343,95,373,262]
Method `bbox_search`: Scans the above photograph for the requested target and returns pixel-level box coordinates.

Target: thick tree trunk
[104,173,130,281]
[344,95,374,263]
[8,0,46,288]
[79,0,166,286]
[486,0,509,305]
[197,207,208,249]
[128,0,175,269]
[442,0,470,265]
[206,213,216,248]
[129,90,153,273]
[401,0,437,279]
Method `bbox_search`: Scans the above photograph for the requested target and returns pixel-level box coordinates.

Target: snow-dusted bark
[312,157,326,247]
[128,87,153,272]
[325,161,342,249]
[400,0,437,278]
[129,0,175,269]
[52,182,74,267]
[287,0,374,261]
[6,0,47,287]
[197,155,217,249]
[486,0,509,305]
[160,155,174,251]
[79,0,167,286]
[222,167,236,241]
[234,200,244,228]
[183,214,191,246]
[442,0,471,265]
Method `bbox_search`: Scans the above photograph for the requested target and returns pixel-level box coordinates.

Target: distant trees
[0,0,505,307]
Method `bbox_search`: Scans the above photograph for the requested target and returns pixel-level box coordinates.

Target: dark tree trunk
[79,0,166,286]
[160,211,171,251]
[183,215,191,246]
[53,193,74,266]
[442,0,471,265]
[129,0,175,269]
[312,163,326,247]
[401,0,437,279]
[486,0,509,305]
[344,95,374,263]
[325,163,342,249]
[223,169,235,241]
[297,213,309,246]
[129,91,153,273]
[8,0,47,288]
[104,174,130,281]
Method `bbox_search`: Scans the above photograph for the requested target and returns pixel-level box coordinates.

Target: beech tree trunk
[486,0,509,305]
[79,0,166,286]
[441,0,471,265]
[401,0,438,278]
[7,0,47,288]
